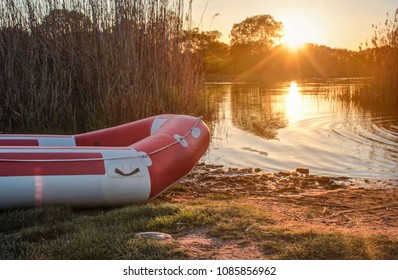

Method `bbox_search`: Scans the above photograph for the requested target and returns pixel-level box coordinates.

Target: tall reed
[357,9,398,106]
[0,0,208,133]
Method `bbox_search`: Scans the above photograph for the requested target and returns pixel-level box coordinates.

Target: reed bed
[356,9,398,107]
[0,0,208,133]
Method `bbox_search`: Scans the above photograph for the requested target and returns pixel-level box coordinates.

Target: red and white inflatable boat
[0,115,210,208]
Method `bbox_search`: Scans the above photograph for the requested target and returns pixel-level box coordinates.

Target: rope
[0,116,203,163]
[115,167,140,176]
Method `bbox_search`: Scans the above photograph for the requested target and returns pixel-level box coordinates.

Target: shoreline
[160,163,398,258]
[174,163,398,232]
[1,163,397,260]
[158,163,398,259]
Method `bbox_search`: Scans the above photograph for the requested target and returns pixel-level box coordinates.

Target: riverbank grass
[1,194,398,260]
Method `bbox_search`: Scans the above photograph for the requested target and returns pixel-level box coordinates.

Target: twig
[331,205,398,217]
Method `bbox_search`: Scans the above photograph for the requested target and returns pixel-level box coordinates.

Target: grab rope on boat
[114,167,140,176]
[0,117,204,163]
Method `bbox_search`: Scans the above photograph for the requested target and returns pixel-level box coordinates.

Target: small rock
[318,176,331,184]
[213,168,225,174]
[296,168,309,175]
[134,232,173,240]
[278,171,291,177]
[381,215,390,221]
[254,168,262,173]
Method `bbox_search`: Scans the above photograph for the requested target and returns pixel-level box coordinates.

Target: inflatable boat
[0,115,210,208]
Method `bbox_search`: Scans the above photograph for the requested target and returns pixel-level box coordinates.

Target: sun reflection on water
[205,80,398,179]
[285,81,303,123]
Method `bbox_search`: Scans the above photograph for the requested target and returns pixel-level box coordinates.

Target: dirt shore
[159,163,398,259]
[1,163,397,260]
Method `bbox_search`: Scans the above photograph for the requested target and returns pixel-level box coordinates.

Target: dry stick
[331,205,398,217]
[268,196,352,209]
[342,214,355,223]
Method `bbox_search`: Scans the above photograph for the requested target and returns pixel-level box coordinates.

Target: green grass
[0,204,188,259]
[1,200,398,260]
[259,229,398,260]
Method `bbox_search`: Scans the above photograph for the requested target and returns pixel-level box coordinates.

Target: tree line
[190,13,396,85]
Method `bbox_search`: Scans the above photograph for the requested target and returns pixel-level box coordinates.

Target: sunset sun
[283,32,306,49]
[282,15,320,50]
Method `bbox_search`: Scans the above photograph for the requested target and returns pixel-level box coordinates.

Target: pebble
[318,176,331,184]
[277,171,292,177]
[296,168,310,175]
[380,215,390,221]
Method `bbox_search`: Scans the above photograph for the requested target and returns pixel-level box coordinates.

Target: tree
[183,28,223,52]
[40,9,93,37]
[201,31,230,74]
[229,15,283,74]
[183,28,230,74]
[230,15,283,54]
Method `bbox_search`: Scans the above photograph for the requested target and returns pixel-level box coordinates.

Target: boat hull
[0,115,210,208]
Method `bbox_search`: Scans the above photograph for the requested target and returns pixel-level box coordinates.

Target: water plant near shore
[356,9,398,106]
[0,0,209,133]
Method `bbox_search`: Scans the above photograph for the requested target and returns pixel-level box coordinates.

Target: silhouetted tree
[229,15,283,73]
[230,15,283,53]
[183,28,222,51]
[183,28,230,75]
[40,9,93,36]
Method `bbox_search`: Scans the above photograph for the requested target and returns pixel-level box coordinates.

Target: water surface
[204,79,398,179]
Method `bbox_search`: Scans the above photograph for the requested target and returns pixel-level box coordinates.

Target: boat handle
[114,167,140,176]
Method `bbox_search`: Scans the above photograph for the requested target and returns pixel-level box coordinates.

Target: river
[203,79,398,179]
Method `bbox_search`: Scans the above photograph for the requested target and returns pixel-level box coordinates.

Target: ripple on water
[205,81,398,180]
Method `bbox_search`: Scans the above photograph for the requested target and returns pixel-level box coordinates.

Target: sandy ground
[160,163,398,259]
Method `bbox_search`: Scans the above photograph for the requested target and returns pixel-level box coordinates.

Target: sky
[190,0,398,50]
